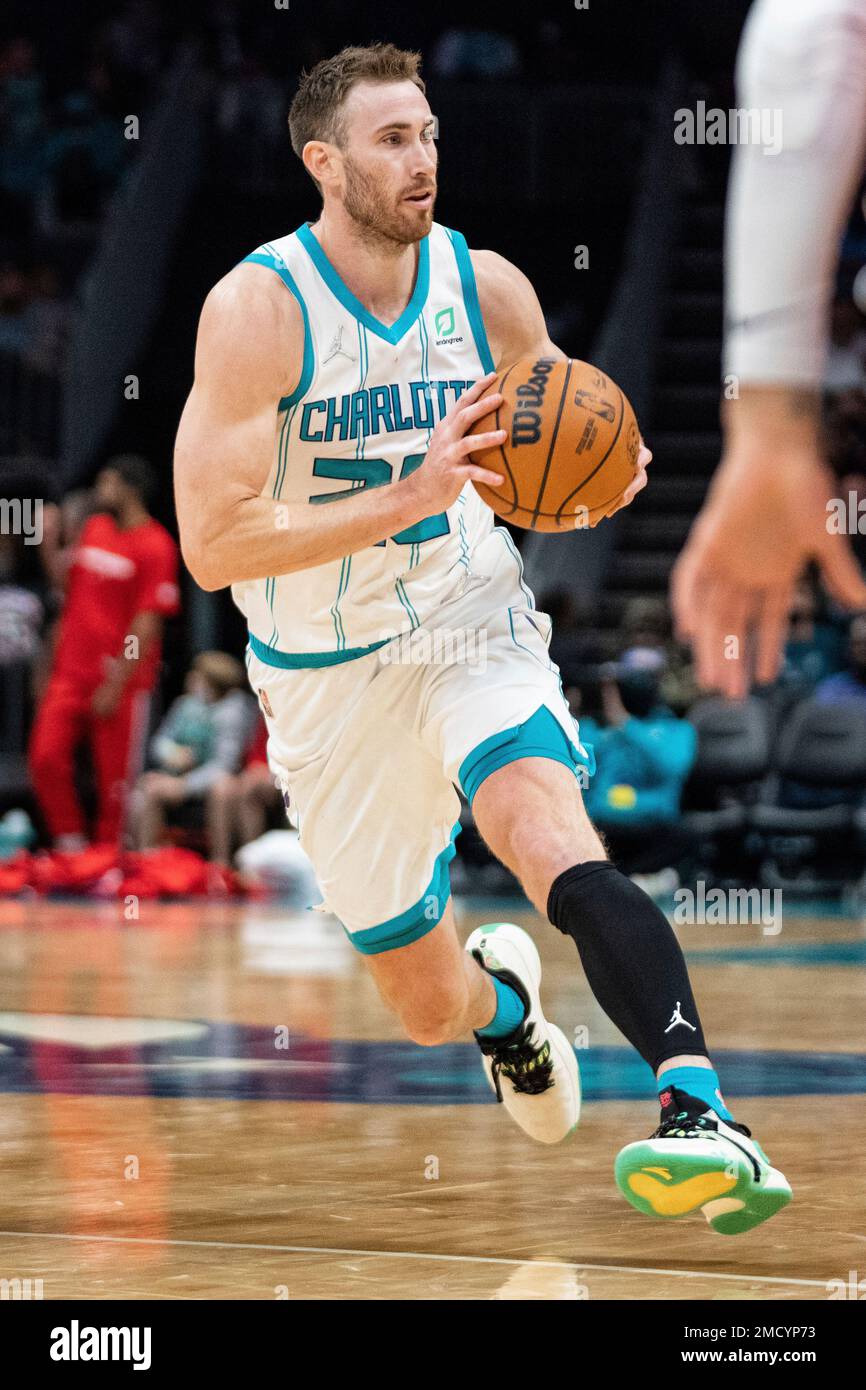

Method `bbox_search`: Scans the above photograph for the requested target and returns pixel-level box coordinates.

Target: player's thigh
[472,756,606,911]
[253,650,464,952]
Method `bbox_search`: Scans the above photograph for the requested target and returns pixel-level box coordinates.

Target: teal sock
[476,975,526,1039]
[659,1066,734,1122]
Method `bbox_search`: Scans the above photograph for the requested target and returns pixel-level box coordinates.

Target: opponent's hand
[404,372,505,515]
[671,441,866,699]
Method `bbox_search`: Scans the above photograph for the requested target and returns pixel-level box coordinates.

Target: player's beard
[342,153,434,249]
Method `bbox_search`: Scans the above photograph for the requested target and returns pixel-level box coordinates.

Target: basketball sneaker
[465,922,581,1145]
[614,1085,792,1235]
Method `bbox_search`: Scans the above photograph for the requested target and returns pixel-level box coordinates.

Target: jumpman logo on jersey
[323,324,357,364]
[664,1000,697,1034]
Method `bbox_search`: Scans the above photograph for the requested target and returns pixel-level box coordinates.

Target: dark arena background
[1,0,865,1348]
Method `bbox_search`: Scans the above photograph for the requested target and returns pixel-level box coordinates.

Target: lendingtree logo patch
[434,306,456,339]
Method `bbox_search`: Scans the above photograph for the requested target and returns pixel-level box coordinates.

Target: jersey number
[309,454,450,546]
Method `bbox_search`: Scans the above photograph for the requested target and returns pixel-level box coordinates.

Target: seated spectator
[0,529,46,667]
[0,37,46,229]
[779,576,845,694]
[0,261,31,353]
[620,595,698,715]
[824,296,866,393]
[825,387,866,569]
[577,648,697,891]
[815,613,866,707]
[0,259,69,368]
[205,718,281,866]
[37,92,124,238]
[130,651,256,849]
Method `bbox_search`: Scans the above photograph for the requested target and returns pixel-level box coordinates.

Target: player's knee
[506,819,608,911]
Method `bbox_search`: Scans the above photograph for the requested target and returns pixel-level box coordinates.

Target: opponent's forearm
[724,0,866,390]
[723,384,823,452]
[184,476,430,591]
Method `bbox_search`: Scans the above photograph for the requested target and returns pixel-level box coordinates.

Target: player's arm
[471,250,565,366]
[672,0,866,696]
[723,0,866,454]
[174,265,505,592]
[725,0,866,414]
[471,249,651,515]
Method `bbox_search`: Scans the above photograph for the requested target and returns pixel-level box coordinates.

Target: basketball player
[30,456,180,849]
[672,0,866,697]
[174,45,790,1234]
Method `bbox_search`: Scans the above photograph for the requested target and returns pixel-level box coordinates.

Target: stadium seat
[749,699,866,891]
[681,698,771,867]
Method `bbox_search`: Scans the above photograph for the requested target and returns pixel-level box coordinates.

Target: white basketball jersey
[232,221,497,668]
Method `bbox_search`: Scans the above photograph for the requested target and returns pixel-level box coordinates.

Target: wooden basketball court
[0,895,863,1300]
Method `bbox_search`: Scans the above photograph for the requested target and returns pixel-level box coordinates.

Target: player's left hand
[601,439,651,520]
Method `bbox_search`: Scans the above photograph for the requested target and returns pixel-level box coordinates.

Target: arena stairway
[601,191,725,633]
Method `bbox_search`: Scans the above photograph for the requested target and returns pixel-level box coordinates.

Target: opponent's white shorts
[245,527,594,954]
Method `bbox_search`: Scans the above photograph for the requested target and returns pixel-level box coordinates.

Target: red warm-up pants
[29,673,152,844]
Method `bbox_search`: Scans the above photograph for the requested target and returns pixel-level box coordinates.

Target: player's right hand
[404,372,505,514]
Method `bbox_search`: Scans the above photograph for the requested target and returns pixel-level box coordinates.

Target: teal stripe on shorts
[348,823,461,955]
[458,704,595,808]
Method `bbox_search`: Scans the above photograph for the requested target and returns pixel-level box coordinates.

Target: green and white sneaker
[466,922,581,1145]
[615,1086,792,1235]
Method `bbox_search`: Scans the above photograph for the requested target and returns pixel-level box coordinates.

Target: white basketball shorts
[245,527,594,953]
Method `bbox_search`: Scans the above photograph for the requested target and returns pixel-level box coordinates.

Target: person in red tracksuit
[29,455,180,849]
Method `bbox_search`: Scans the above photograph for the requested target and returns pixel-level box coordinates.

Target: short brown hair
[288,43,425,184]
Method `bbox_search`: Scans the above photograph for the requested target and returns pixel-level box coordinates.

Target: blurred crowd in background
[3,1,866,901]
[6,435,866,900]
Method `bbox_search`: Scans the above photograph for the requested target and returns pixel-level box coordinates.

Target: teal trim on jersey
[243,249,314,410]
[496,525,536,608]
[295,222,430,345]
[507,606,555,671]
[444,227,495,375]
[329,321,369,651]
[266,402,296,648]
[418,315,433,446]
[416,314,431,575]
[248,630,390,669]
[271,395,298,506]
[330,558,350,650]
[395,576,420,629]
[456,493,470,571]
[458,704,595,807]
[347,823,461,956]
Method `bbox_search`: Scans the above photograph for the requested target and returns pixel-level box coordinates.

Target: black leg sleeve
[547,860,709,1073]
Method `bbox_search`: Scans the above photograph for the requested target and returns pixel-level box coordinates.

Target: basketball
[468,357,641,531]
